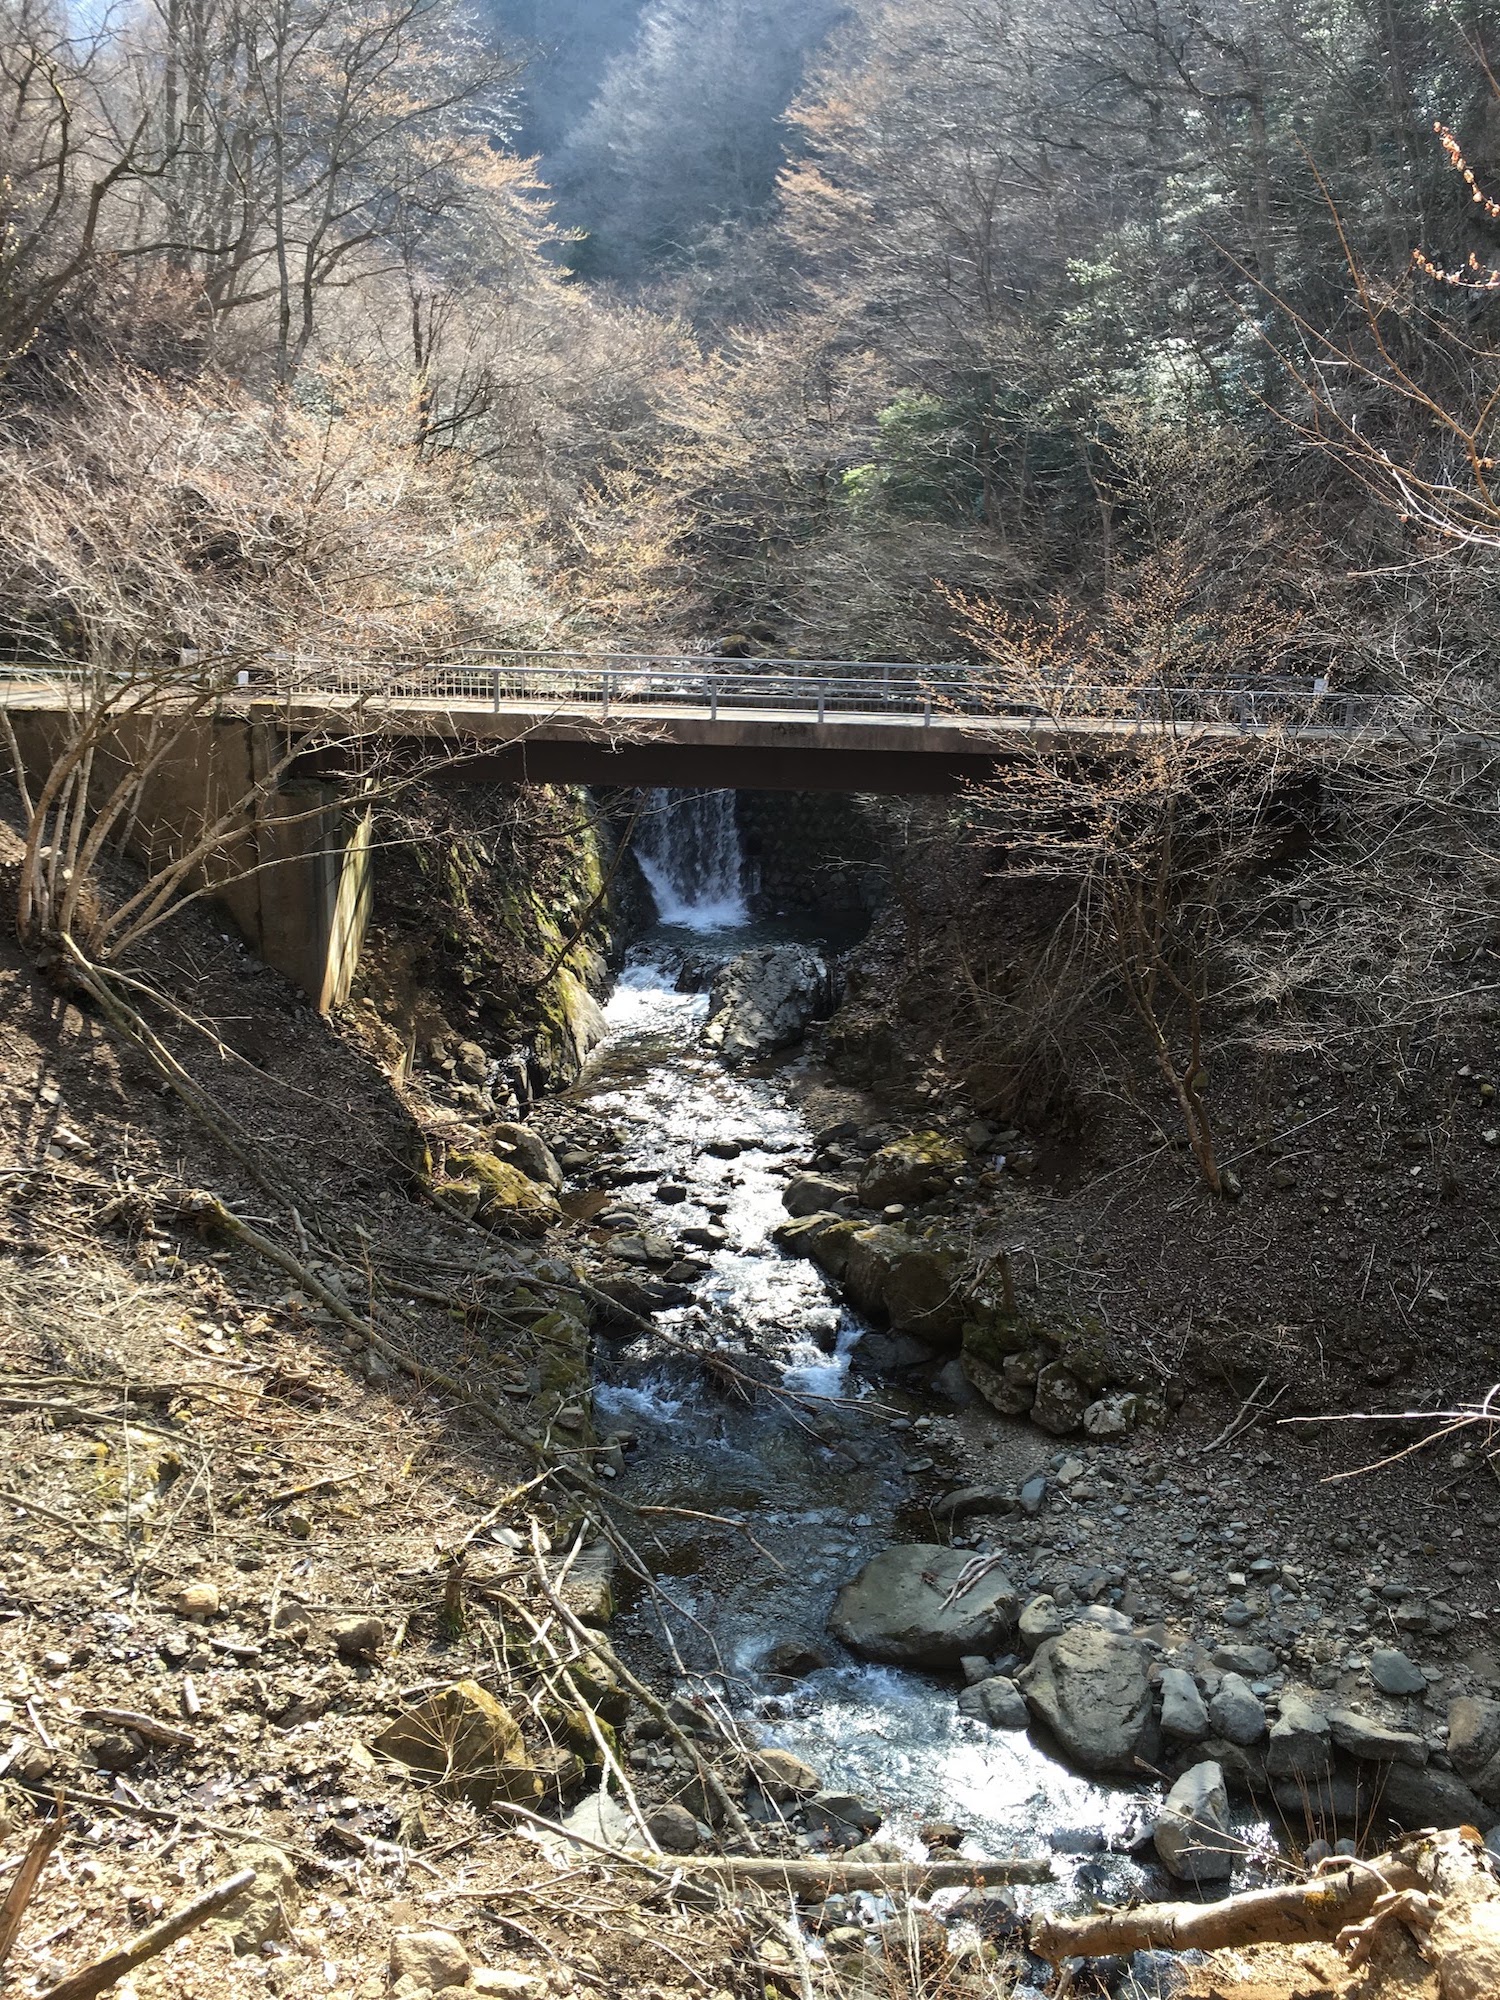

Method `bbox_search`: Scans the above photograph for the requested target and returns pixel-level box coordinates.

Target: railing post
[818,686,826,724]
[603,669,612,717]
[923,696,932,728]
[493,668,500,716]
[711,680,719,721]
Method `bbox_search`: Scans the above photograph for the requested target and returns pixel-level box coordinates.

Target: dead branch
[37,1867,256,2000]
[0,1807,65,1974]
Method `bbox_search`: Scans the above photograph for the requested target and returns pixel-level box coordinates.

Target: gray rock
[1030,1363,1089,1435]
[760,1639,829,1679]
[751,1748,822,1800]
[1018,1594,1065,1651]
[1327,1708,1429,1768]
[1265,1694,1331,1781]
[703,946,832,1065]
[647,1802,701,1853]
[1083,1394,1140,1439]
[1018,1475,1048,1516]
[1158,1668,1210,1744]
[959,1654,993,1685]
[1375,1760,1485,1831]
[1486,1825,1500,1861]
[829,1546,1017,1668]
[488,1121,563,1190]
[1448,1695,1500,1780]
[1369,1648,1426,1696]
[219,1845,299,1953]
[1271,1771,1360,1825]
[782,1174,854,1218]
[1019,1624,1155,1775]
[1077,1604,1134,1635]
[1212,1643,1277,1677]
[1155,1762,1236,1883]
[1207,1674,1266,1747]
[806,1792,882,1844]
[390,1932,471,1992]
[957,1676,1030,1730]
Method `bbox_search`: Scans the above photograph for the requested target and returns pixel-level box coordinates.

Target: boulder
[1213,1643,1277,1677]
[702,946,832,1064]
[841,1227,967,1345]
[964,1347,1045,1416]
[857,1132,966,1209]
[759,1639,830,1680]
[647,1802,701,1853]
[782,1174,854,1218]
[1265,1694,1331,1781]
[1083,1394,1141,1439]
[1449,1695,1500,1806]
[217,1844,299,1954]
[772,1212,862,1281]
[1158,1668,1210,1744]
[1018,1595,1065,1652]
[1207,1674,1266,1747]
[331,1615,384,1658]
[751,1749,822,1800]
[487,1121,564,1190]
[1155,1762,1236,1884]
[806,1792,882,1844]
[1375,1760,1485,1832]
[445,1152,559,1237]
[1369,1647,1426,1695]
[390,1931,471,1992]
[1328,1707,1429,1768]
[1018,1625,1155,1775]
[373,1680,541,1808]
[957,1676,1030,1730]
[1030,1363,1089,1436]
[829,1546,1017,1668]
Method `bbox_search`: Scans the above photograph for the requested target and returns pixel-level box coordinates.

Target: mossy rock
[446,1151,560,1237]
[857,1130,966,1208]
[843,1225,967,1347]
[771,1211,863,1279]
[372,1680,542,1808]
[541,1703,619,1768]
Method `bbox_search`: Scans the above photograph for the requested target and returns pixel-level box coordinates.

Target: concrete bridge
[0,653,1411,1012]
[266,653,1394,794]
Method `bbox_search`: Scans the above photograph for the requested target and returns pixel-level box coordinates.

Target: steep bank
[347,783,651,1115]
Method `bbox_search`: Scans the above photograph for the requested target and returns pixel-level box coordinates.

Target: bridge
[256,653,1396,793]
[0,652,1415,1013]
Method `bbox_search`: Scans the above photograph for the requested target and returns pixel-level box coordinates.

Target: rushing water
[564,791,1160,1907]
[632,788,751,930]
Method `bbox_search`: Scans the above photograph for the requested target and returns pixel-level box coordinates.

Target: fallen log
[1031,1856,1412,1963]
[1032,1826,1500,2000]
[663,1855,1052,1893]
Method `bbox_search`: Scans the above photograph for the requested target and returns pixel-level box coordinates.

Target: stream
[564,791,1158,1907]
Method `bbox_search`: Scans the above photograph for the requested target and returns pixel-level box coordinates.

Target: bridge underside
[377,738,1003,794]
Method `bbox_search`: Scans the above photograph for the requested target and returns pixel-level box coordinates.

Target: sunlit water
[570,924,1158,1903]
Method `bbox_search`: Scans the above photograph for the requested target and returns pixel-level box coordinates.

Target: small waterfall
[633,788,750,930]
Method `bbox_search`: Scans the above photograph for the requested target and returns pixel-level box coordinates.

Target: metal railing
[1,651,1406,735]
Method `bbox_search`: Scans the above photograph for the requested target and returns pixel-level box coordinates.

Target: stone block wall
[734,791,900,917]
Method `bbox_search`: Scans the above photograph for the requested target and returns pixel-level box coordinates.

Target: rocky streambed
[519,921,1500,1935]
